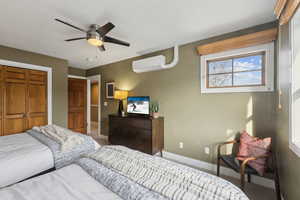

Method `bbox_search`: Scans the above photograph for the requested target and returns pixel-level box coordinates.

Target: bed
[0,145,249,200]
[0,164,121,200]
[0,125,100,188]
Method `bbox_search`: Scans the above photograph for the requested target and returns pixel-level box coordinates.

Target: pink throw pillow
[237,131,271,176]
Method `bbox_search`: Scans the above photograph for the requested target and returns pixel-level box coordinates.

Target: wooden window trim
[275,0,300,25]
[275,0,288,19]
[197,28,277,55]
[206,52,265,89]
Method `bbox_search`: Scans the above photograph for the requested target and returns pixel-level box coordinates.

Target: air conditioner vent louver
[132,46,179,73]
[132,55,166,73]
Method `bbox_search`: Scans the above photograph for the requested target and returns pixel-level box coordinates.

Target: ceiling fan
[55,18,130,52]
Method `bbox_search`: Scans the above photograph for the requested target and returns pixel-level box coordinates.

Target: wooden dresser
[108,114,164,155]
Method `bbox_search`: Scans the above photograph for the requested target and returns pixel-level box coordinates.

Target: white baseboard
[162,151,275,189]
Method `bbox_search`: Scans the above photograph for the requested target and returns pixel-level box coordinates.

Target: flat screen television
[127,96,150,115]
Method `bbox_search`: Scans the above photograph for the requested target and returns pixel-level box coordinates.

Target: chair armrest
[217,140,238,157]
[240,155,269,170]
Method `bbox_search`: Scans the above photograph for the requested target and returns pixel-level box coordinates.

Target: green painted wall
[276,23,300,200]
[87,22,277,163]
[68,67,86,77]
[0,45,68,127]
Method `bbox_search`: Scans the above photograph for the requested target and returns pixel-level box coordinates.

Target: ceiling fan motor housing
[87,24,102,40]
[87,31,101,40]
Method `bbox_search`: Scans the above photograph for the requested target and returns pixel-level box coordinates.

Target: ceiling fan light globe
[87,38,103,46]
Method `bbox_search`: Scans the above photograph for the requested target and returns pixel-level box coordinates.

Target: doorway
[68,77,87,134]
[87,75,101,138]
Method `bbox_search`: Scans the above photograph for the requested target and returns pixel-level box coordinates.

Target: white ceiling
[0,0,277,69]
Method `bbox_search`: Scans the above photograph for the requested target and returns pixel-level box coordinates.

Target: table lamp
[114,90,128,115]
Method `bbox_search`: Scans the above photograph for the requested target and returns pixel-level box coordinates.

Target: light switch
[179,142,184,149]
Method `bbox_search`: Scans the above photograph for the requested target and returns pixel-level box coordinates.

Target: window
[290,8,300,157]
[200,43,274,93]
[207,52,265,88]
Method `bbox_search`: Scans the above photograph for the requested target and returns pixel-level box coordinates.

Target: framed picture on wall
[105,81,115,99]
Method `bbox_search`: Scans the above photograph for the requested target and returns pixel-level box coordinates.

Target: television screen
[127,96,150,115]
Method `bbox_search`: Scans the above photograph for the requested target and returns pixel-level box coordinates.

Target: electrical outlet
[179,142,184,149]
[204,147,210,155]
[104,102,108,106]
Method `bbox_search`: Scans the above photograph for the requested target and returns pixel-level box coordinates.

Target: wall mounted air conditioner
[132,46,179,73]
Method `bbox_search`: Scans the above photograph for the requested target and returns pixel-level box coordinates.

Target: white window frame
[200,43,275,93]
[289,15,300,157]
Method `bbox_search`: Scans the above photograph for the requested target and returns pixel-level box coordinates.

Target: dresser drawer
[126,118,151,130]
[110,116,152,130]
[109,130,152,154]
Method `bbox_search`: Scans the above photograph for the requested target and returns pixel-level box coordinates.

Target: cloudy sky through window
[208,54,263,87]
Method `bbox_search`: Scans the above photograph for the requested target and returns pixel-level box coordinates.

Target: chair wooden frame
[217,140,281,200]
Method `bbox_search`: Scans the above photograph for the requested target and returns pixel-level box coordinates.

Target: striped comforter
[83,145,249,200]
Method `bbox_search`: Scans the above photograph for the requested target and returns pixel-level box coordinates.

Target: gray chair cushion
[220,155,258,174]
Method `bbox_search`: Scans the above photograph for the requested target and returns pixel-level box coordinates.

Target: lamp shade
[114,90,128,100]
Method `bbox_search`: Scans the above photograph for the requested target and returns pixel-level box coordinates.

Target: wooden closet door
[3,67,27,135]
[68,78,87,134]
[27,70,47,129]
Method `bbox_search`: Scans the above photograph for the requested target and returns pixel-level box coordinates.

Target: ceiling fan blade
[65,37,86,42]
[98,45,106,52]
[97,22,115,36]
[55,18,86,33]
[104,36,130,47]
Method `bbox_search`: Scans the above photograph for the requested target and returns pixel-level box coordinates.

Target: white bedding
[0,164,121,200]
[0,133,54,188]
[33,125,85,152]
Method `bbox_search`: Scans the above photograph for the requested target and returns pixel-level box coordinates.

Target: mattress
[0,133,54,188]
[0,164,122,200]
